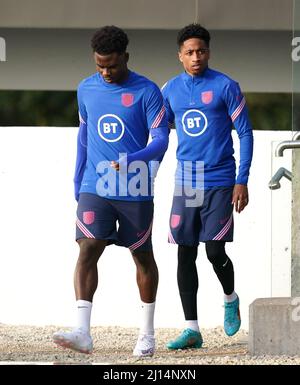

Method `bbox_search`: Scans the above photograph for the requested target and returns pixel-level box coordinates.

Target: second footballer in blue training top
[162,24,253,351]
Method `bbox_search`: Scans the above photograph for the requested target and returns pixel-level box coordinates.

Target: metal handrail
[275,140,300,157]
[268,167,292,190]
[293,131,300,141]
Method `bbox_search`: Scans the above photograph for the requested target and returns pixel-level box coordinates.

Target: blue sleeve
[161,82,175,130]
[74,121,87,201]
[125,126,169,164]
[74,86,88,201]
[119,85,169,166]
[224,81,254,185]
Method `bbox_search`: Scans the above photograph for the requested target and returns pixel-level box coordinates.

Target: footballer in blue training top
[75,69,168,201]
[163,24,253,351]
[53,26,168,358]
[162,69,252,188]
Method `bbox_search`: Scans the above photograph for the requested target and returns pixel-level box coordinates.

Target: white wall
[0,128,293,330]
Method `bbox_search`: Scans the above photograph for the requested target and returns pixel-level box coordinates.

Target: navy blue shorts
[76,193,153,252]
[168,187,234,246]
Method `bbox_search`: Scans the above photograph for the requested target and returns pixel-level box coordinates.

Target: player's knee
[178,245,198,265]
[77,239,105,263]
[131,249,156,271]
[205,241,227,267]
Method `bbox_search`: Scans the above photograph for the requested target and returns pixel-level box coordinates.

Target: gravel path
[0,324,299,365]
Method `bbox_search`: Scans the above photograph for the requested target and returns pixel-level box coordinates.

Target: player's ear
[125,52,129,63]
[93,51,97,63]
[178,50,183,63]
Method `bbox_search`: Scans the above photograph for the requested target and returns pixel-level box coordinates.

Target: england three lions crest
[121,93,134,107]
[201,91,213,104]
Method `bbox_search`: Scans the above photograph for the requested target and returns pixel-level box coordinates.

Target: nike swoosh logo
[222,259,229,267]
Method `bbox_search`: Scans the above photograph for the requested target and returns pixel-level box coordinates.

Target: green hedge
[0,90,296,130]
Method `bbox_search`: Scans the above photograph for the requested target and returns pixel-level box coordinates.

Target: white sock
[224,291,238,303]
[76,300,92,333]
[185,320,200,332]
[139,301,155,336]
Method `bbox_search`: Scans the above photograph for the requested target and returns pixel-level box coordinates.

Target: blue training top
[162,67,253,189]
[74,70,169,201]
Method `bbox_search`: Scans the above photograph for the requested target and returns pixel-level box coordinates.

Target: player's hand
[110,161,120,171]
[232,184,249,213]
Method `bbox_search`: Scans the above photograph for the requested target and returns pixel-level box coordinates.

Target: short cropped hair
[177,24,210,48]
[91,25,129,54]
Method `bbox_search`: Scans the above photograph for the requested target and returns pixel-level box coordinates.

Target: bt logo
[182,109,208,137]
[98,114,125,142]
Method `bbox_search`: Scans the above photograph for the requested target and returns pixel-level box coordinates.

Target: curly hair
[91,26,129,54]
[177,24,210,48]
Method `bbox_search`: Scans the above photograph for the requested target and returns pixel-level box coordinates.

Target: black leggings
[177,245,198,320]
[177,242,234,320]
